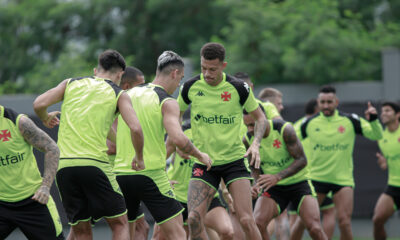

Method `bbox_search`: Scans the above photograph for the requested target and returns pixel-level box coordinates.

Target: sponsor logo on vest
[313,143,349,151]
[338,125,345,133]
[0,152,25,166]
[273,139,282,149]
[0,130,11,142]
[265,157,291,168]
[196,91,205,96]
[221,91,231,101]
[398,137,400,143]
[194,114,236,125]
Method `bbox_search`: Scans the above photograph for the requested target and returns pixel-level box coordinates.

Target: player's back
[58,76,122,163]
[114,83,172,173]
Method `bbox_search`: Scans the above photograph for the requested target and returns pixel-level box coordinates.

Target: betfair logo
[313,143,349,151]
[194,114,236,125]
[0,152,25,166]
[196,91,205,96]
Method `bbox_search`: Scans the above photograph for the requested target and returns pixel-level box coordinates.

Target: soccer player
[258,87,284,114]
[296,85,383,240]
[34,49,144,240]
[0,105,63,239]
[178,42,267,240]
[234,72,281,120]
[106,66,150,240]
[290,99,336,240]
[373,102,400,240]
[113,51,211,240]
[243,110,327,240]
[157,121,234,240]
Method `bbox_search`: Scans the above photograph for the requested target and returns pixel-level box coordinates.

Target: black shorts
[288,195,334,214]
[0,196,64,240]
[384,185,400,210]
[117,172,184,224]
[56,166,127,225]
[312,180,351,195]
[261,181,314,214]
[191,158,251,190]
[180,196,225,223]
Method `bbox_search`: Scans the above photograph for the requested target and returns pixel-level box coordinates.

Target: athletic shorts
[117,169,184,225]
[261,180,315,214]
[0,196,64,240]
[384,185,400,210]
[191,158,251,190]
[56,166,127,225]
[288,194,334,215]
[180,196,225,223]
[312,180,352,195]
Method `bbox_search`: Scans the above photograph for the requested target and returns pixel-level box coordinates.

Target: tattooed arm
[258,123,307,190]
[246,107,267,169]
[162,100,212,170]
[18,116,60,204]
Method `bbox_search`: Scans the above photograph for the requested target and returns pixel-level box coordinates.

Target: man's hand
[197,152,212,170]
[376,152,387,170]
[32,185,50,204]
[169,180,179,189]
[42,111,61,128]
[365,101,377,121]
[257,174,281,190]
[251,185,260,199]
[131,156,145,171]
[244,143,260,169]
[222,190,235,213]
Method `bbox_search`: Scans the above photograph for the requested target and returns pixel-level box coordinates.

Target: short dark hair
[305,99,318,115]
[234,72,250,80]
[319,85,336,94]
[382,101,400,113]
[98,49,126,72]
[200,42,225,61]
[120,66,144,87]
[157,51,184,74]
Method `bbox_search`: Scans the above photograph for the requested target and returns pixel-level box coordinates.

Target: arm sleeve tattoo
[19,116,60,188]
[277,124,307,180]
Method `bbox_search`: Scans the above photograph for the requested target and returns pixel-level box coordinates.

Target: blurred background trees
[0,0,399,93]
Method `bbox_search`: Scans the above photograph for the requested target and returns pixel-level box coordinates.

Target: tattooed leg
[187,180,216,240]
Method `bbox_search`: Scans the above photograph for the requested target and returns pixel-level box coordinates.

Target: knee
[219,226,234,239]
[337,215,351,229]
[239,215,255,230]
[187,211,203,228]
[307,223,324,236]
[372,213,385,226]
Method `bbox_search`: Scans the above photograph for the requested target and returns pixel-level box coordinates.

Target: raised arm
[362,101,383,141]
[19,116,60,204]
[117,92,145,170]
[162,100,212,170]
[33,79,67,128]
[245,107,267,169]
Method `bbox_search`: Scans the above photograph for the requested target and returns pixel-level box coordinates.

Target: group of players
[0,42,399,240]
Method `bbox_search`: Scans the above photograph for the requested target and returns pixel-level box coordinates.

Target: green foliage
[0,0,399,93]
[221,0,399,84]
